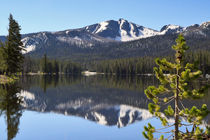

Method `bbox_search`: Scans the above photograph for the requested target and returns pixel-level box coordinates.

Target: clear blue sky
[0,0,210,35]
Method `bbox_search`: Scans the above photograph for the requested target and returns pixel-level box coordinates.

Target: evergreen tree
[40,54,48,73]
[143,34,210,139]
[0,42,8,74]
[3,14,24,75]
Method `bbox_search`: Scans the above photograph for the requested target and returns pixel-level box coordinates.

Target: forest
[22,54,82,74]
[5,49,209,76]
[0,15,209,76]
[90,50,210,76]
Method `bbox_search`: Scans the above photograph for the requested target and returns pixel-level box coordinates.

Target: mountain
[160,24,184,34]
[0,19,210,61]
[0,19,183,53]
[83,18,162,41]
[21,18,173,54]
[83,19,184,41]
[20,29,114,54]
[109,22,210,58]
[92,21,210,59]
[0,36,6,42]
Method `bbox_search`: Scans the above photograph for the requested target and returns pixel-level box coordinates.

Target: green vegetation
[91,57,156,75]
[21,49,210,76]
[0,14,25,83]
[143,34,210,139]
[0,75,17,84]
[0,14,24,75]
[91,50,210,75]
[22,54,82,74]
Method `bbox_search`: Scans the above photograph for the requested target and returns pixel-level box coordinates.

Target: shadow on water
[0,83,23,140]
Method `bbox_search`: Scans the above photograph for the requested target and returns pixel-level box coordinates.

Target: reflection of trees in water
[19,75,210,108]
[87,75,159,91]
[20,75,81,92]
[18,75,161,112]
[20,75,159,92]
[0,84,23,140]
[20,75,210,121]
[16,75,210,128]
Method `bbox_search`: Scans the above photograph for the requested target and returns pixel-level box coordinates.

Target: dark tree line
[90,57,156,75]
[91,50,210,75]
[22,54,82,74]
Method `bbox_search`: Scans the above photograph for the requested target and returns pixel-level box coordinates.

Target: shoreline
[0,75,16,84]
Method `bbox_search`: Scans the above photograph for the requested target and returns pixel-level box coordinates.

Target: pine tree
[4,14,24,75]
[0,42,8,74]
[143,34,210,140]
[40,54,48,73]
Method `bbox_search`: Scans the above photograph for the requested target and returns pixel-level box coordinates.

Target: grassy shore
[0,75,16,84]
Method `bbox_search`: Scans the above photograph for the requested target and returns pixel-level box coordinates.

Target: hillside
[0,20,210,62]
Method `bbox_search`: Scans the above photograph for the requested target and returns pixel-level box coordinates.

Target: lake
[0,75,209,140]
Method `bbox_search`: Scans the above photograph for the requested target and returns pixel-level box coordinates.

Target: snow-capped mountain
[160,24,184,34]
[82,19,185,41]
[183,21,210,37]
[83,18,160,41]
[1,19,210,58]
[12,19,186,54]
[21,29,114,54]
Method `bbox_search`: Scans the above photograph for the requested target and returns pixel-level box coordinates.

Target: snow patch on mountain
[21,37,37,54]
[200,21,210,28]
[140,27,160,37]
[112,19,160,41]
[22,45,36,54]
[160,24,184,34]
[130,23,137,37]
[95,21,109,34]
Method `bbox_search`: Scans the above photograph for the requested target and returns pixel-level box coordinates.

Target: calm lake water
[0,75,209,140]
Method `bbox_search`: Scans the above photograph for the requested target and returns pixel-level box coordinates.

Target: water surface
[0,75,209,140]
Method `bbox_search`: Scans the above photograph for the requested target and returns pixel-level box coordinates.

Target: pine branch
[155,130,172,134]
[181,123,193,126]
[155,124,174,131]
[162,97,175,105]
[179,100,186,110]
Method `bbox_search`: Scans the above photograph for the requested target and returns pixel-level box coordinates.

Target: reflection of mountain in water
[19,89,152,128]
[18,75,210,127]
[18,75,155,128]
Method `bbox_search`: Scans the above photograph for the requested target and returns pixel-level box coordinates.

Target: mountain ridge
[0,19,210,61]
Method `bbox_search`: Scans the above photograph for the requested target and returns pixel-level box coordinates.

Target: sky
[0,0,210,35]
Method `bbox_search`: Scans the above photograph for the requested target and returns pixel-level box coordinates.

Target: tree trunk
[175,69,179,139]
